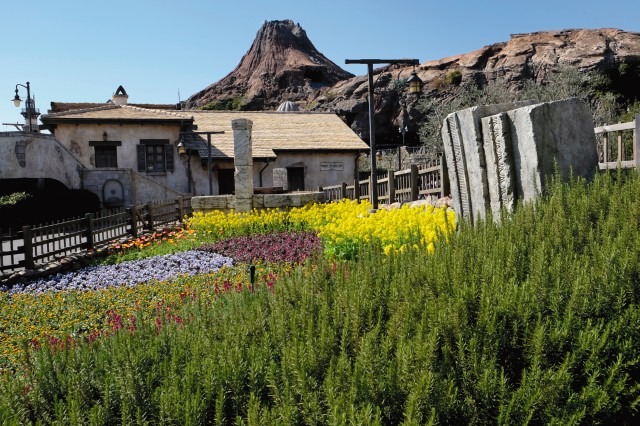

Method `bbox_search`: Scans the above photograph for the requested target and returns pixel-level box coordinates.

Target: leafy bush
[418,65,620,158]
[0,192,30,207]
[2,171,640,423]
[201,96,246,111]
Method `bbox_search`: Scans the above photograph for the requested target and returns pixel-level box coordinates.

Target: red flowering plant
[197,231,321,265]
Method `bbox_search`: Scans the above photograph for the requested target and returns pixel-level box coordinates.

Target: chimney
[112,85,128,106]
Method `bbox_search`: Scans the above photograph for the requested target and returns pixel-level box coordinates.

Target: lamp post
[193,131,224,195]
[12,81,33,133]
[345,59,420,210]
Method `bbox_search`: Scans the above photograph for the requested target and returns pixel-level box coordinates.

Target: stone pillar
[501,98,598,202]
[232,119,253,212]
[444,97,598,223]
[441,101,534,223]
[481,112,516,217]
[273,168,288,191]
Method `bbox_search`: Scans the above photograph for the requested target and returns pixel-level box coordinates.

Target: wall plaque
[320,162,343,171]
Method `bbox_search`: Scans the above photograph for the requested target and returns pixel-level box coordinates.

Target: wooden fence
[0,197,192,273]
[595,113,640,170]
[322,158,449,205]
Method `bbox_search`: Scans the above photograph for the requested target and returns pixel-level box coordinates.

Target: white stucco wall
[0,132,84,189]
[52,122,189,203]
[256,152,360,190]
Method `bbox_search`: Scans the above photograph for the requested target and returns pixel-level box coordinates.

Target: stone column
[441,100,534,223]
[273,168,288,191]
[232,119,253,212]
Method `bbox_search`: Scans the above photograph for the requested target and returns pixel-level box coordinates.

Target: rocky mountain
[186,20,353,110]
[321,28,640,147]
[187,23,640,148]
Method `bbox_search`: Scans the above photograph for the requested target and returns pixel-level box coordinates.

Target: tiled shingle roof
[190,111,368,159]
[41,105,369,160]
[41,105,193,122]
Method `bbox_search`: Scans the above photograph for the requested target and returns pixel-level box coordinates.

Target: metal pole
[366,63,378,210]
[345,59,419,210]
[26,82,32,133]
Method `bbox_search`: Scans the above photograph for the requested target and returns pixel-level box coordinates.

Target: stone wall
[0,132,84,189]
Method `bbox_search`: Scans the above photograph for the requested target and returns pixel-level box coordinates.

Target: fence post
[146,202,155,232]
[440,157,450,199]
[177,198,185,223]
[22,225,34,270]
[635,113,640,168]
[410,165,419,201]
[128,206,138,237]
[341,182,347,200]
[354,179,360,201]
[84,213,94,250]
[388,171,396,203]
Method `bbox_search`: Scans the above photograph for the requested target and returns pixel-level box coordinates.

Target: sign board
[320,162,344,171]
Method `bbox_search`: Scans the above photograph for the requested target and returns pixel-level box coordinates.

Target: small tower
[112,85,129,106]
[21,96,40,133]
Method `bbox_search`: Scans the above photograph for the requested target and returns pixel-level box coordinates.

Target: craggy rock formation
[187,25,640,147]
[186,20,353,110]
[317,28,640,146]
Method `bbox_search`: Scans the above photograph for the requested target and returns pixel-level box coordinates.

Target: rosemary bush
[2,171,640,424]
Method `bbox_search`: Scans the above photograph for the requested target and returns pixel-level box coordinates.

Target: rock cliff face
[317,28,640,146]
[187,24,640,147]
[186,20,353,110]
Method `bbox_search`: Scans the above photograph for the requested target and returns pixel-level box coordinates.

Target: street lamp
[345,59,419,210]
[12,81,33,133]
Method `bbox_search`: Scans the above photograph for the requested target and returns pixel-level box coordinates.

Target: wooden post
[603,133,609,164]
[128,206,138,237]
[410,165,419,201]
[440,157,450,199]
[146,202,155,232]
[617,130,623,163]
[22,225,34,270]
[341,182,347,200]
[84,213,94,250]
[388,171,396,203]
[177,198,185,223]
[634,113,640,168]
[354,178,360,201]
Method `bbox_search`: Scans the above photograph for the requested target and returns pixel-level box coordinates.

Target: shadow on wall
[0,178,100,232]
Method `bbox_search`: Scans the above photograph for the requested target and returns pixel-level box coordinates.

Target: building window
[89,140,121,169]
[137,140,174,173]
[95,146,118,168]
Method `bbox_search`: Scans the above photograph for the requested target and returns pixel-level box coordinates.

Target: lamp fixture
[177,140,187,156]
[407,67,423,95]
[12,90,21,107]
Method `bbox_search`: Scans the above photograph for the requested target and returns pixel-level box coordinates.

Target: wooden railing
[322,159,449,205]
[0,197,192,273]
[595,113,640,170]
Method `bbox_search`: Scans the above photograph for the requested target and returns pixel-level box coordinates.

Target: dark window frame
[137,139,174,174]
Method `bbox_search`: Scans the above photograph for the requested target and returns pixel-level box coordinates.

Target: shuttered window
[136,140,174,173]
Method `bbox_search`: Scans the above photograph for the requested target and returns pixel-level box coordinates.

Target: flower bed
[197,231,321,264]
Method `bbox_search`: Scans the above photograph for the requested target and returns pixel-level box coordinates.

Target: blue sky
[2,0,639,129]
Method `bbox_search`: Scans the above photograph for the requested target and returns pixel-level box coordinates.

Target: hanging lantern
[407,69,423,95]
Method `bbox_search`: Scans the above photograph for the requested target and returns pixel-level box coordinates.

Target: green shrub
[2,171,640,424]
[201,96,245,111]
[0,192,30,206]
[444,70,462,85]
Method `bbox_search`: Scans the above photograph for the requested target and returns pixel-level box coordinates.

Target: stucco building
[37,87,368,207]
